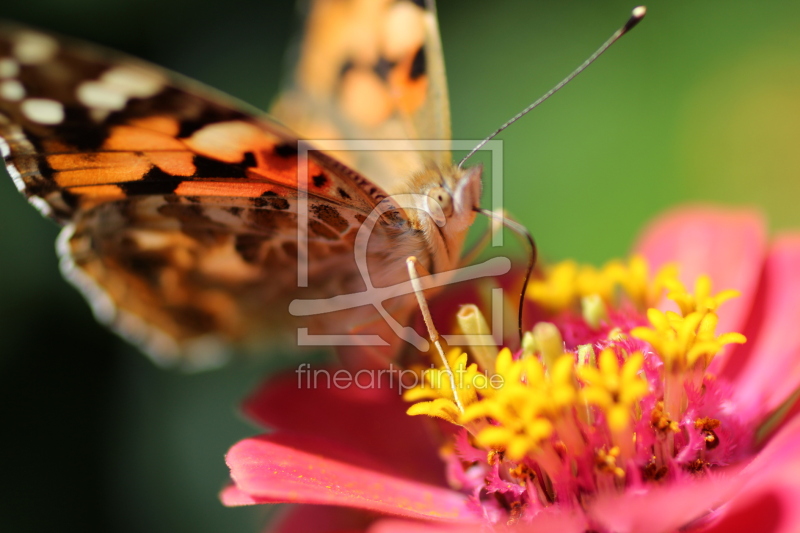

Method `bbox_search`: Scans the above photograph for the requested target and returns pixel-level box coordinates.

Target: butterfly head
[403,164,482,268]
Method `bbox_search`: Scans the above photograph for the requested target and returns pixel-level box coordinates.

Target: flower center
[404,255,750,525]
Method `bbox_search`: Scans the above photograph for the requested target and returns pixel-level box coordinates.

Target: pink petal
[242,369,445,486]
[726,235,800,415]
[588,467,747,533]
[763,394,800,442]
[368,509,588,533]
[691,491,784,533]
[270,504,374,533]
[368,520,474,533]
[746,411,800,474]
[693,419,800,532]
[225,434,474,522]
[634,205,766,346]
[220,484,275,506]
[513,510,589,533]
[689,416,800,532]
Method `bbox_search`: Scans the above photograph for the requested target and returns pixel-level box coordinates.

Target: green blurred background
[1,1,799,532]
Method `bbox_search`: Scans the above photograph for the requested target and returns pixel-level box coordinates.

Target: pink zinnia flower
[223,205,800,533]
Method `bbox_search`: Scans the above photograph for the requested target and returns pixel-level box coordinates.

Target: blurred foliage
[1,1,799,532]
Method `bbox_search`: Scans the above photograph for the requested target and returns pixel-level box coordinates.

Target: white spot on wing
[0,114,33,192]
[383,1,425,60]
[77,81,128,111]
[13,31,58,65]
[28,195,52,217]
[0,135,26,192]
[6,164,26,192]
[0,79,26,101]
[76,65,164,118]
[101,65,164,98]
[0,58,20,78]
[21,98,65,124]
[0,134,8,160]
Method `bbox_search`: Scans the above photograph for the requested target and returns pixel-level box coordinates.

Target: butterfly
[0,0,489,368]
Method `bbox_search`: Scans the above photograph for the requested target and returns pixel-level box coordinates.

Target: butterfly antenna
[474,208,537,344]
[458,6,647,168]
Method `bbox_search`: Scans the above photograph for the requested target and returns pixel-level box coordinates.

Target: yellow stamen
[577,344,596,367]
[664,275,741,317]
[527,255,680,313]
[631,303,746,371]
[404,350,483,427]
[527,260,580,312]
[577,349,648,433]
[459,345,578,461]
[406,398,462,425]
[532,322,564,370]
[521,331,537,358]
[457,304,497,372]
[582,294,609,330]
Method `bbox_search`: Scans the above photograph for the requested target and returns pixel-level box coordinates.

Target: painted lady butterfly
[0,0,486,367]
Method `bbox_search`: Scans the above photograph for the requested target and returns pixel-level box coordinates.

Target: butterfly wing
[0,22,402,367]
[270,0,451,192]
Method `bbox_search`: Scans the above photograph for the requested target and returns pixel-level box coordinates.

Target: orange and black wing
[0,22,398,367]
[271,0,452,191]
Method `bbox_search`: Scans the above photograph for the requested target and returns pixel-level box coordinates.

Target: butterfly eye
[426,187,453,224]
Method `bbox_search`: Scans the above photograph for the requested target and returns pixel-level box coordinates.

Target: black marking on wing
[312,174,327,188]
[13,146,59,198]
[254,191,290,210]
[192,155,248,178]
[373,56,396,82]
[53,107,112,151]
[118,236,170,285]
[273,143,298,158]
[133,88,247,137]
[410,46,426,80]
[177,120,208,139]
[338,59,355,80]
[60,189,80,209]
[311,204,348,233]
[241,151,257,167]
[250,208,294,235]
[119,166,182,195]
[234,234,264,264]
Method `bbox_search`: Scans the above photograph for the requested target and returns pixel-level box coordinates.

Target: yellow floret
[577,349,649,432]
[528,255,679,314]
